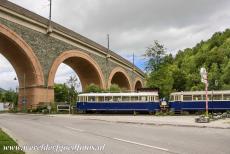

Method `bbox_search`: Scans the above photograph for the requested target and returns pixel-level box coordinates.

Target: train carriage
[169,90,230,112]
[76,92,160,113]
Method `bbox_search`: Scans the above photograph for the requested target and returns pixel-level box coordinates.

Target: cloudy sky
[1,0,230,90]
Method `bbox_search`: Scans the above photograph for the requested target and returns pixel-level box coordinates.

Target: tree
[221,61,230,85]
[144,40,166,72]
[0,92,3,102]
[66,75,79,105]
[54,75,79,104]
[85,83,102,93]
[147,65,174,100]
[54,84,69,102]
[107,84,121,92]
[4,90,17,103]
[145,28,230,99]
[172,68,187,91]
[209,63,222,90]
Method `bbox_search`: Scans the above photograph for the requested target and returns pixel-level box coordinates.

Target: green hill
[146,28,230,98]
[0,88,6,93]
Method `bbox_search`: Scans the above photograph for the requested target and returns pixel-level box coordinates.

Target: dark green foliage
[4,90,17,103]
[84,84,123,93]
[54,83,78,105]
[85,83,103,93]
[146,28,230,99]
[54,84,69,102]
[0,90,18,107]
[107,84,121,92]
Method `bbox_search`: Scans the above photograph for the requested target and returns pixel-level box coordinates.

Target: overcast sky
[1,0,230,90]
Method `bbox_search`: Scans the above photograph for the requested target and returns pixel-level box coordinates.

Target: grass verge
[0,128,25,154]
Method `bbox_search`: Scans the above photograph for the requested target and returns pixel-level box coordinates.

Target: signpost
[47,105,51,114]
[200,67,208,117]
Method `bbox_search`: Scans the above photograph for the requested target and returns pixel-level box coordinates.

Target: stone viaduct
[0,1,145,108]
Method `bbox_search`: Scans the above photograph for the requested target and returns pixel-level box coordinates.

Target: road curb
[87,118,230,129]
[0,127,26,150]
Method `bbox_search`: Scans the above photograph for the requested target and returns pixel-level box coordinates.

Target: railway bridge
[0,1,145,108]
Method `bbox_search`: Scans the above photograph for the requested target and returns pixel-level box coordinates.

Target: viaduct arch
[48,50,106,92]
[108,67,132,91]
[134,78,143,91]
[0,24,45,109]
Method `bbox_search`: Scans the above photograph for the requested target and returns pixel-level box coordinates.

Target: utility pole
[47,0,52,105]
[106,34,110,89]
[107,34,110,53]
[132,52,135,71]
[23,73,26,112]
[132,52,135,92]
[47,0,52,34]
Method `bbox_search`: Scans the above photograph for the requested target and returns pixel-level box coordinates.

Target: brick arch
[48,50,106,90]
[0,24,45,108]
[108,67,131,91]
[134,77,144,91]
[0,24,44,85]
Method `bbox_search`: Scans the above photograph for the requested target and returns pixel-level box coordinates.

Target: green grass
[0,129,25,154]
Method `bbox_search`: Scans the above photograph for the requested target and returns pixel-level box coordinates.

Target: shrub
[85,84,102,93]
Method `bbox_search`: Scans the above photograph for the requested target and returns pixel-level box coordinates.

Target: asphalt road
[0,113,230,154]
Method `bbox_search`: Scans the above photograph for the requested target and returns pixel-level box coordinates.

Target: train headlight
[161,101,167,106]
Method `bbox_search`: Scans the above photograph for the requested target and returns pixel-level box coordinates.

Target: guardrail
[57,105,71,114]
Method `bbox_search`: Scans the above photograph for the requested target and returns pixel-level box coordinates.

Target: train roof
[170,90,230,95]
[78,92,158,97]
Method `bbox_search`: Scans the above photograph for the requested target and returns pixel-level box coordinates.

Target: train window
[183,95,192,101]
[113,96,121,102]
[175,95,182,101]
[174,95,177,101]
[88,96,95,102]
[131,96,138,101]
[175,95,178,101]
[148,96,151,101]
[155,96,159,101]
[140,96,148,101]
[208,95,212,100]
[122,96,130,102]
[170,95,174,101]
[201,95,204,100]
[98,96,104,102]
[147,96,151,101]
[223,94,230,100]
[193,95,202,101]
[212,94,222,100]
[105,96,113,102]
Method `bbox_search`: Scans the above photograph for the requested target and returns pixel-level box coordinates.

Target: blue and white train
[76,92,160,113]
[169,90,230,112]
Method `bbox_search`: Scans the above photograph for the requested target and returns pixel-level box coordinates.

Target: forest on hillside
[145,28,230,99]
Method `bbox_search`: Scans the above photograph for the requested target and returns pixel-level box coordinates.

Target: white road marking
[113,137,169,152]
[65,126,85,132]
[65,126,170,153]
